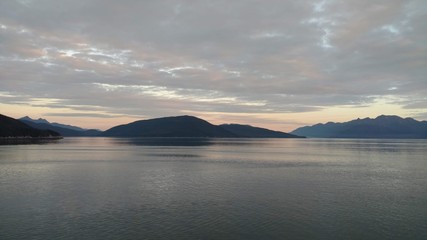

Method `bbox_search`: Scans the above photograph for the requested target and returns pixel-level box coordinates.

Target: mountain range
[102,115,303,138]
[3,113,427,139]
[1,114,302,138]
[291,115,427,138]
[0,114,60,138]
[20,116,102,137]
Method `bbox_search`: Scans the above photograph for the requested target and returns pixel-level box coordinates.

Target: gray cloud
[44,112,127,119]
[1,0,426,128]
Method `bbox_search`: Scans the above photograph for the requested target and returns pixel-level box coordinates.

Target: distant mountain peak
[375,115,401,120]
[291,115,427,139]
[168,115,205,121]
[20,116,50,124]
[19,116,101,136]
[1,114,61,138]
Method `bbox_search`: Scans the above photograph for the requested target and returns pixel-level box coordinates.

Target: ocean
[1,137,426,239]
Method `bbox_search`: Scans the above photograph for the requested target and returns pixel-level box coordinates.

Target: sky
[1,0,426,131]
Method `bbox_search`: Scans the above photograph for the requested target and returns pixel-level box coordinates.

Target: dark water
[0,138,426,240]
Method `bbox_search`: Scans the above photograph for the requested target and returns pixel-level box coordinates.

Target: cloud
[0,0,426,130]
[44,112,125,118]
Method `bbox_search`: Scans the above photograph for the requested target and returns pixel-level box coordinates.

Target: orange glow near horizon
[1,98,424,132]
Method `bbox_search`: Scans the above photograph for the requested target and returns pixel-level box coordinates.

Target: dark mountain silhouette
[220,124,304,138]
[291,115,427,138]
[103,115,302,138]
[0,114,60,138]
[102,115,237,137]
[20,116,101,137]
[20,116,87,131]
[20,116,50,124]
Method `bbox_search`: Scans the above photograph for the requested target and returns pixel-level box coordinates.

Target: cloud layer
[1,0,426,130]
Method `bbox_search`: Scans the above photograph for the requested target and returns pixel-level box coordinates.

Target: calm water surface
[0,138,426,239]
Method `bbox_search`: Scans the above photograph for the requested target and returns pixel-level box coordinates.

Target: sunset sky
[1,0,426,131]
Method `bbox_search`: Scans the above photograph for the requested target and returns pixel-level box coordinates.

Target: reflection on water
[107,137,270,147]
[0,138,62,145]
[110,137,230,146]
[0,138,426,240]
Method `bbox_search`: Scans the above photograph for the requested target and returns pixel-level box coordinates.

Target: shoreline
[0,136,63,145]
